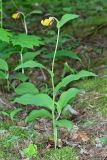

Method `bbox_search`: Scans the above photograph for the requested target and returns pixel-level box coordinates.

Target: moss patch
[41,147,77,160]
[74,77,107,116]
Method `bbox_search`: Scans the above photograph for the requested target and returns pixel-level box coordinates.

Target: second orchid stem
[18,12,28,74]
[51,25,60,149]
[20,48,24,74]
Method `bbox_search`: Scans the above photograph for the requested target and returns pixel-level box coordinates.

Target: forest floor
[0,39,107,160]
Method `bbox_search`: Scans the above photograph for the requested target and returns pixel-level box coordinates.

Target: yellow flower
[41,17,54,27]
[12,12,20,20]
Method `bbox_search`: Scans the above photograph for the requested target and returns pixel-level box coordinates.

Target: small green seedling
[0,108,22,122]
[23,143,38,158]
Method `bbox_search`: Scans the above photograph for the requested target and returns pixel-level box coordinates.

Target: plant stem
[17,12,28,74]
[51,27,60,149]
[6,72,10,92]
[0,0,3,28]
[18,12,28,34]
[23,15,28,34]
[20,48,24,74]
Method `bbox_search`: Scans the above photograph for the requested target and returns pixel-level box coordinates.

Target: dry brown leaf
[78,131,89,142]
[58,139,63,148]
[72,132,79,140]
[46,144,51,149]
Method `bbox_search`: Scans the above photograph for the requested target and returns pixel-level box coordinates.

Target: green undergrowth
[0,121,77,160]
[40,147,77,160]
[74,76,107,116]
[0,123,35,159]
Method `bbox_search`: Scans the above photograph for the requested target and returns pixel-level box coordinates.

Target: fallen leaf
[72,132,79,140]
[78,131,89,142]
[46,144,52,149]
[58,139,63,148]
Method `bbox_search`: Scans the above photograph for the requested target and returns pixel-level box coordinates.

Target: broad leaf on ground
[56,119,73,130]
[15,82,39,95]
[10,108,23,121]
[13,93,53,110]
[57,88,79,113]
[25,109,52,123]
[55,70,96,93]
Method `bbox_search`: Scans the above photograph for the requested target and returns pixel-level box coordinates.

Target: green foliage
[98,137,107,145]
[10,72,28,82]
[57,88,79,113]
[0,108,22,121]
[57,14,79,28]
[15,60,45,70]
[11,34,43,49]
[0,58,8,71]
[23,144,38,158]
[0,0,98,153]
[43,147,77,160]
[25,109,52,123]
[0,71,7,79]
[55,70,96,93]
[0,59,8,79]
[23,50,42,62]
[15,82,39,95]
[13,93,53,109]
[56,119,73,130]
[0,29,11,43]
[10,108,23,121]
[44,50,80,60]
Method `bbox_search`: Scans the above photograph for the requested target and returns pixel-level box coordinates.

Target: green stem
[20,48,24,74]
[17,12,27,74]
[23,15,28,34]
[0,0,3,28]
[6,72,10,92]
[51,27,60,149]
[17,12,28,34]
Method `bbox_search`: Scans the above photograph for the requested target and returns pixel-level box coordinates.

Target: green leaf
[99,137,107,145]
[11,34,43,49]
[57,88,79,113]
[15,60,45,70]
[10,108,23,121]
[57,14,79,28]
[0,58,8,71]
[23,50,42,62]
[13,94,53,110]
[55,70,96,93]
[0,71,7,79]
[0,111,9,117]
[43,50,80,60]
[25,109,52,123]
[10,73,28,82]
[0,28,11,43]
[27,10,43,16]
[23,144,38,158]
[56,119,73,130]
[15,82,39,95]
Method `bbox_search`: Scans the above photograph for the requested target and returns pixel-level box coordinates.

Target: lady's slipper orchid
[12,12,20,20]
[41,17,54,27]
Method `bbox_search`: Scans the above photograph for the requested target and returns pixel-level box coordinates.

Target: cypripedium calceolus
[12,12,20,20]
[41,17,54,27]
